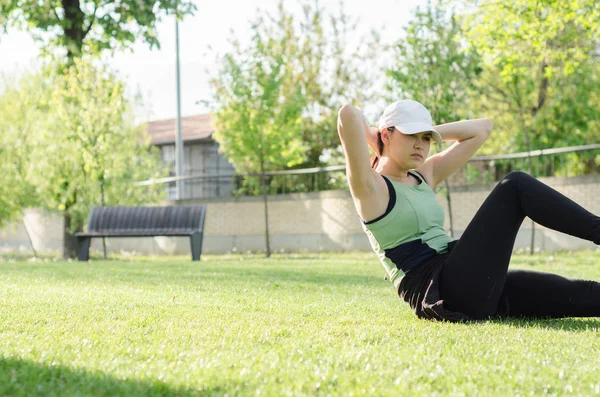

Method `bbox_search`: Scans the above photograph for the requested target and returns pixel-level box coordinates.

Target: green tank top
[361,170,453,289]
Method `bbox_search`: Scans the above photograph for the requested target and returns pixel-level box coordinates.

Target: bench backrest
[87,205,206,234]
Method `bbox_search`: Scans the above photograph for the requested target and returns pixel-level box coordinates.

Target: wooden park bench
[76,205,207,261]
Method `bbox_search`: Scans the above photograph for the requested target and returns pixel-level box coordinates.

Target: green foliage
[0,60,167,237]
[462,162,496,184]
[532,62,600,149]
[24,59,167,231]
[0,252,600,395]
[211,0,376,195]
[289,2,377,168]
[467,0,598,82]
[231,170,349,197]
[0,0,196,60]
[0,73,46,226]
[383,0,599,180]
[386,0,482,126]
[464,0,600,156]
[211,22,308,174]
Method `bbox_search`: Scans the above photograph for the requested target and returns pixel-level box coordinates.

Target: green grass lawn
[1,251,599,396]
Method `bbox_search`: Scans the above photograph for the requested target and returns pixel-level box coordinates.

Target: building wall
[159,140,236,200]
[2,174,600,256]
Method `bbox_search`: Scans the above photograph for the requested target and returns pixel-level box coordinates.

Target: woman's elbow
[338,104,355,120]
[483,118,493,138]
[337,104,357,132]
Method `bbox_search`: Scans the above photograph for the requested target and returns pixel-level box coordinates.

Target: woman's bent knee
[501,171,530,182]
[497,171,533,191]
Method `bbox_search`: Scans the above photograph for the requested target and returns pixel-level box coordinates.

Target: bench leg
[77,237,91,261]
[190,233,203,261]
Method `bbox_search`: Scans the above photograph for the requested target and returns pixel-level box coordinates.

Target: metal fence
[136,143,600,200]
[453,144,600,185]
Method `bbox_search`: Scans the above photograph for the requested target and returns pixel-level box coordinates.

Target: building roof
[145,114,215,145]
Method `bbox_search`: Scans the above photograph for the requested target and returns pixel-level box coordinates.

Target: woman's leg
[440,171,600,319]
[500,269,600,318]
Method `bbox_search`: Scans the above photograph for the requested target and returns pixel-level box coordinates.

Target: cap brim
[394,122,443,145]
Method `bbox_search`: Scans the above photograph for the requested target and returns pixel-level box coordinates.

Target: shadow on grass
[0,356,231,397]
[489,317,600,331]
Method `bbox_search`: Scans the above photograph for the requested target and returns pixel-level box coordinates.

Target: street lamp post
[175,10,184,200]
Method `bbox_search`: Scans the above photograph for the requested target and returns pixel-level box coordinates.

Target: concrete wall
[439,174,600,252]
[3,174,600,256]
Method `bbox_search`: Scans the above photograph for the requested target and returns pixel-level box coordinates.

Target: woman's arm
[366,126,380,155]
[435,119,493,142]
[337,104,379,197]
[419,118,493,188]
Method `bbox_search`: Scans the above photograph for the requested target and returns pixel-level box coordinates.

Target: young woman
[337,100,600,321]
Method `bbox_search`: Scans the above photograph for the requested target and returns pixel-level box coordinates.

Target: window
[161,145,176,170]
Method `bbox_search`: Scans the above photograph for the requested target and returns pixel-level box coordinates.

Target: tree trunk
[63,214,81,259]
[260,158,272,258]
[100,182,107,259]
[62,0,86,62]
[516,99,536,255]
[523,60,549,254]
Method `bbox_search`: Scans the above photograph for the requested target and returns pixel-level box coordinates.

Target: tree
[0,73,45,227]
[22,60,166,258]
[464,0,600,156]
[385,0,483,236]
[211,0,377,195]
[210,6,309,177]
[462,0,599,253]
[532,62,600,175]
[387,0,482,124]
[211,3,312,257]
[0,0,196,61]
[291,1,377,169]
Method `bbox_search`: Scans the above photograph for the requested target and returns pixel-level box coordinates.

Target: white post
[175,11,184,200]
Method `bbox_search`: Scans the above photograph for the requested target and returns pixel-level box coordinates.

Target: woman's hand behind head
[367,126,380,155]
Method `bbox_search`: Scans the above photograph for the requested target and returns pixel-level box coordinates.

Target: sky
[0,0,426,123]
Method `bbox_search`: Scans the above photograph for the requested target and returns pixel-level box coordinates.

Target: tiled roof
[145,114,214,145]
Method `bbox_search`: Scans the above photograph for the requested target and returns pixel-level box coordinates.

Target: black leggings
[440,171,600,319]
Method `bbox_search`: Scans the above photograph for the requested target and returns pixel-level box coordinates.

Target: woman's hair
[370,127,393,169]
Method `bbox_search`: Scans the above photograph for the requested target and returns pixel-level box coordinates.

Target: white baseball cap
[377,100,443,145]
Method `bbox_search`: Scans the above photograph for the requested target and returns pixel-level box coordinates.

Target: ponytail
[370,154,380,169]
[370,130,386,170]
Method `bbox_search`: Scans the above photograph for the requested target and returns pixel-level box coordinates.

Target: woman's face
[383,128,432,168]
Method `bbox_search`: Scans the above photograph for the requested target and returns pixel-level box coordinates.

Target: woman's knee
[501,171,530,183]
[497,171,533,191]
